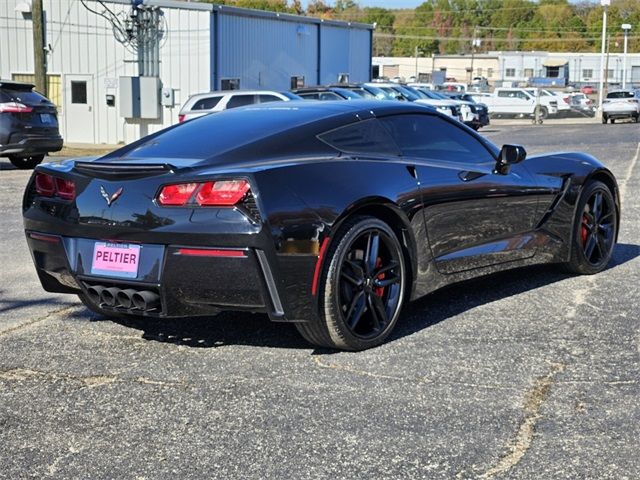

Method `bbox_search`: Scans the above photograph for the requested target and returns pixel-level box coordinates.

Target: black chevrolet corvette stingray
[23,101,619,350]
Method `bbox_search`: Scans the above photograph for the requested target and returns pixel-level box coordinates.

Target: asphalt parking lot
[1,124,638,479]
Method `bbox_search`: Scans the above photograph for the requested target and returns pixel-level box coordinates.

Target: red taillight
[157,180,251,207]
[0,102,33,113]
[35,173,56,197]
[178,114,186,123]
[196,180,250,206]
[35,172,76,200]
[157,183,198,206]
[55,177,76,200]
[563,98,569,104]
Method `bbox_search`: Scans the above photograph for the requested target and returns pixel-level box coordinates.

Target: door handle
[458,170,486,182]
[406,165,418,179]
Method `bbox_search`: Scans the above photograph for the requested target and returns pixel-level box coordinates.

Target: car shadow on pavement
[104,243,638,352]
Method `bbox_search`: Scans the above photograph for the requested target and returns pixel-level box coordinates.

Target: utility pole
[597,0,610,116]
[604,34,611,94]
[32,0,47,96]
[622,24,631,89]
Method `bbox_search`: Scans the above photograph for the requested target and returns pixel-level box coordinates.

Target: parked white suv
[602,89,640,124]
[178,90,301,122]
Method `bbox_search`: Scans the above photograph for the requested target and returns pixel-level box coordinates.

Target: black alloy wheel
[337,227,403,340]
[295,216,406,350]
[8,154,45,169]
[564,180,617,274]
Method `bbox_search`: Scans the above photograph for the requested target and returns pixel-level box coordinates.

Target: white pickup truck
[469,88,558,120]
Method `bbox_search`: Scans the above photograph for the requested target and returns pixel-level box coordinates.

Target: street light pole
[622,23,631,89]
[597,0,610,116]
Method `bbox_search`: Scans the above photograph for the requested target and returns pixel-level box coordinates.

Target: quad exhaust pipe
[86,285,160,312]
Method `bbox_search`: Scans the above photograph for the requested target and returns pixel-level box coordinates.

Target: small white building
[1,0,372,145]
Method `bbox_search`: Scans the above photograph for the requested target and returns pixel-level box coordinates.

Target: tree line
[203,0,640,56]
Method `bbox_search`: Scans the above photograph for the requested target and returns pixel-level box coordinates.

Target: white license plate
[40,113,54,124]
[91,242,141,279]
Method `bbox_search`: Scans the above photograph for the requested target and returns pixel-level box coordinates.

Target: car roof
[104,100,439,162]
[188,90,288,99]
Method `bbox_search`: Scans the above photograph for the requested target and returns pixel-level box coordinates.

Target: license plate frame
[90,242,141,279]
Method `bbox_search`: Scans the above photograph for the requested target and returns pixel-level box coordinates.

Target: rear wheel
[295,216,406,351]
[610,118,616,124]
[8,154,44,169]
[539,107,548,119]
[563,181,617,275]
[601,115,607,124]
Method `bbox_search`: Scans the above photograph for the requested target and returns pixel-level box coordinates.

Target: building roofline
[102,0,372,30]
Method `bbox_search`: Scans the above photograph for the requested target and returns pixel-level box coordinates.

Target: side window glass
[192,96,222,111]
[379,114,495,164]
[258,95,280,103]
[318,119,401,157]
[226,95,256,109]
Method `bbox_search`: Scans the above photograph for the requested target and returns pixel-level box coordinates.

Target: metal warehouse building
[0,0,372,144]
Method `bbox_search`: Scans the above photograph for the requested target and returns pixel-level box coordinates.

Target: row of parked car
[178,82,492,131]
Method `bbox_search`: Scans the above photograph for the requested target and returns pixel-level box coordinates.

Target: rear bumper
[24,230,314,322]
[603,107,638,118]
[0,134,63,156]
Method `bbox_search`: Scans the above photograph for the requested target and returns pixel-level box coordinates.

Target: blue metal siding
[319,25,371,84]
[216,14,319,90]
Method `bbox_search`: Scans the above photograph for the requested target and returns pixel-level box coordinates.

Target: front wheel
[563,181,617,275]
[8,154,44,169]
[295,216,406,351]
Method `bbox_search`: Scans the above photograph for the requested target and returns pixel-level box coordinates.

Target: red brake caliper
[581,214,589,246]
[374,258,385,297]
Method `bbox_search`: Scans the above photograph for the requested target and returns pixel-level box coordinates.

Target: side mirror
[496,144,526,174]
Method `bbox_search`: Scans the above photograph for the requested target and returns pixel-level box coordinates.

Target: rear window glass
[318,119,400,157]
[192,96,222,111]
[607,91,634,99]
[115,104,338,160]
[0,88,49,104]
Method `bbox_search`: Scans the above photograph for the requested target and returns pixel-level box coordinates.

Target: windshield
[362,85,393,100]
[391,85,421,101]
[333,88,365,100]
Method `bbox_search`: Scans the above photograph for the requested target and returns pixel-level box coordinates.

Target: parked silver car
[178,90,301,123]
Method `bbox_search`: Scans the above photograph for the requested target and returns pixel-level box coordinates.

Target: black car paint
[0,81,63,157]
[23,100,619,325]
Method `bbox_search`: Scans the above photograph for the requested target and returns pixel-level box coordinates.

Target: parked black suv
[0,80,63,169]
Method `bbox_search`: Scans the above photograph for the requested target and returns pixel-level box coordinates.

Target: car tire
[539,107,548,120]
[610,118,616,124]
[601,115,607,123]
[563,180,617,275]
[8,154,45,169]
[635,114,639,123]
[295,216,406,351]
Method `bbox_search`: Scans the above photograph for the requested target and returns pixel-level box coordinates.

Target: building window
[582,69,593,79]
[487,68,493,78]
[607,69,614,79]
[505,68,516,77]
[71,81,87,104]
[221,78,240,91]
[524,68,533,77]
[290,76,304,89]
[476,67,483,76]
